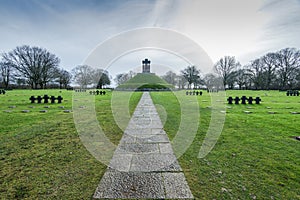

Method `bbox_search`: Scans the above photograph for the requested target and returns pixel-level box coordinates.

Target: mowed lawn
[151,90,300,200]
[1,89,299,199]
[0,89,141,199]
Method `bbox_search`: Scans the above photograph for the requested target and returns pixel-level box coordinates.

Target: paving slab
[163,172,194,199]
[130,153,182,172]
[115,143,160,154]
[94,92,193,199]
[93,171,165,199]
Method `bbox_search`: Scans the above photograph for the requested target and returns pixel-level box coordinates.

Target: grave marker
[234,97,240,104]
[43,95,50,103]
[50,96,56,103]
[29,96,36,103]
[227,97,233,104]
[57,96,63,103]
[241,96,247,104]
[37,96,43,103]
[248,97,254,104]
[255,97,261,104]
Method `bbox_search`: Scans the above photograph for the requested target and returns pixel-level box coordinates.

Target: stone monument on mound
[142,58,151,73]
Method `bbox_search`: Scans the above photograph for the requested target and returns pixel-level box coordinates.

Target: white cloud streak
[0,0,299,74]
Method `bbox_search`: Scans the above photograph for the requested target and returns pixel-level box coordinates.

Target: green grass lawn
[151,90,300,200]
[0,89,142,199]
[0,89,299,199]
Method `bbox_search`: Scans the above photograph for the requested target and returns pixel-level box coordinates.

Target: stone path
[93,92,193,199]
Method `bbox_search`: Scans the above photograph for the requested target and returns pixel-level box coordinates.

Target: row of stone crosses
[286,90,299,96]
[227,96,261,104]
[73,89,106,95]
[29,95,63,104]
[89,90,106,95]
[186,91,203,96]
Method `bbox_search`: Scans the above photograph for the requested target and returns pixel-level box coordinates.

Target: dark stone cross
[43,95,50,103]
[29,96,36,103]
[57,96,63,103]
[50,96,56,103]
[142,58,151,73]
[255,97,261,104]
[241,96,247,104]
[234,96,240,104]
[37,96,43,104]
[227,96,233,104]
[248,96,254,104]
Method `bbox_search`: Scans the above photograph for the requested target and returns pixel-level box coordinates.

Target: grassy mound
[116,73,174,90]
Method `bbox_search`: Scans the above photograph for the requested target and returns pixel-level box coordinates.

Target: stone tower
[142,59,151,73]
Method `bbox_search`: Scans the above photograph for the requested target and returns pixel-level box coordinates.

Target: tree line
[0,45,110,89]
[2,45,299,90]
[155,47,300,90]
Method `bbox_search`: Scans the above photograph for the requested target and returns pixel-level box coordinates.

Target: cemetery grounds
[0,89,299,199]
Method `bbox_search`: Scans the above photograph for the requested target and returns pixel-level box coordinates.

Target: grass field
[116,73,173,89]
[151,90,300,200]
[0,89,299,199]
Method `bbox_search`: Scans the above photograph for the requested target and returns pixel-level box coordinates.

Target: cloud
[0,0,157,69]
[259,0,300,50]
[0,0,299,74]
[157,0,269,64]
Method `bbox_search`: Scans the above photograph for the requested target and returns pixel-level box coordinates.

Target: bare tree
[0,61,13,89]
[176,75,188,89]
[93,69,110,89]
[295,68,300,89]
[248,59,264,89]
[274,48,300,90]
[72,65,94,88]
[114,74,127,86]
[114,71,136,86]
[181,66,200,89]
[235,67,252,90]
[260,53,277,89]
[40,64,59,89]
[161,71,177,86]
[2,45,60,89]
[56,69,72,89]
[214,56,239,88]
[203,73,218,88]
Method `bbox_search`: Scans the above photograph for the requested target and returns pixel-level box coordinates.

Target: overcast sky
[1,0,300,77]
